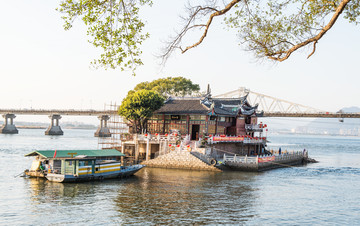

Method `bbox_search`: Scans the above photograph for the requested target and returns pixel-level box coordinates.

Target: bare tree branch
[307,41,317,59]
[181,0,242,54]
[160,0,241,64]
[267,0,351,61]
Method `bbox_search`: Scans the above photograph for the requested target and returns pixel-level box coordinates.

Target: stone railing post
[146,136,150,161]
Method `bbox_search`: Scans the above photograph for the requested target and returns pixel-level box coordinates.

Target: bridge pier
[94,115,111,137]
[0,114,18,134]
[45,114,64,135]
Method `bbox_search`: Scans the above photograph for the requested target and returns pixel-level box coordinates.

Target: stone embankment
[141,151,221,171]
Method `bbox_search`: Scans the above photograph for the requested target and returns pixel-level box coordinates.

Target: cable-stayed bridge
[215,87,360,118]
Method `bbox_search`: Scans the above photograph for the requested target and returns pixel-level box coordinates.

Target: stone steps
[141,151,221,171]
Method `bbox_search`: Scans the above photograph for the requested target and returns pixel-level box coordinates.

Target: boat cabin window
[53,160,61,168]
[64,160,75,175]
[79,160,91,166]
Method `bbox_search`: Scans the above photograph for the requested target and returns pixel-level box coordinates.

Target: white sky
[1,0,359,122]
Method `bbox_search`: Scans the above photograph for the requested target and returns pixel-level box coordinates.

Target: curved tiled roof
[154,98,209,115]
[154,96,258,116]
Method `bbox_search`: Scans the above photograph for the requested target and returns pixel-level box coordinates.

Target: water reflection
[2,132,360,225]
[27,178,99,205]
[114,168,258,224]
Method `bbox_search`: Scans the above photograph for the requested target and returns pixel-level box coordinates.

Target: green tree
[118,89,165,133]
[58,0,359,69]
[130,76,200,97]
[57,0,152,74]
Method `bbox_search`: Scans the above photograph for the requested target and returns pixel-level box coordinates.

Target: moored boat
[199,131,312,171]
[24,149,145,182]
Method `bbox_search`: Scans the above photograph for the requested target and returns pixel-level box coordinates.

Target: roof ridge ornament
[164,96,173,103]
[205,84,212,98]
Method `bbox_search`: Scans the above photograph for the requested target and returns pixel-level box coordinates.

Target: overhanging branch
[160,0,242,64]
[181,0,242,54]
[267,0,351,61]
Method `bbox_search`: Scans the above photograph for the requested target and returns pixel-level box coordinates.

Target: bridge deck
[263,113,360,118]
[1,109,360,118]
[0,109,115,116]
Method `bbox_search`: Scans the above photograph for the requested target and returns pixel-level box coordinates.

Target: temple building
[147,95,263,140]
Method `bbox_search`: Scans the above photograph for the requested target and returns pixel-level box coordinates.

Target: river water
[0,129,359,225]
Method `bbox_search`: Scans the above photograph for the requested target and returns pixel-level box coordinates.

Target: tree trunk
[139,119,144,134]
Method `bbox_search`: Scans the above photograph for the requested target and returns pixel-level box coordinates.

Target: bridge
[0,109,117,136]
[215,87,360,119]
[1,87,359,136]
[0,109,112,115]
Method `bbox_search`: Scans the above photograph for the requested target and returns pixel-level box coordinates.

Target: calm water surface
[1,129,359,225]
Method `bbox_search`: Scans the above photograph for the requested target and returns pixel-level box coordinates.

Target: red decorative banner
[258,156,275,163]
[213,136,245,142]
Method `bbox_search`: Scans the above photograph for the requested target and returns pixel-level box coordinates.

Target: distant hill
[340,106,360,113]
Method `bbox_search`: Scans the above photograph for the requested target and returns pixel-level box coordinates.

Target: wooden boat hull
[46,164,145,183]
[25,170,46,178]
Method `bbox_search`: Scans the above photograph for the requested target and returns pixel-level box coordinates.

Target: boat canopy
[24,149,125,158]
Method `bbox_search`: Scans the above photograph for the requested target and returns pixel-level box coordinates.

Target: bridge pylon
[95,115,111,137]
[45,114,64,136]
[0,114,18,134]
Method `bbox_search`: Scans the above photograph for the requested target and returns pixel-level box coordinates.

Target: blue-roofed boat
[24,149,145,183]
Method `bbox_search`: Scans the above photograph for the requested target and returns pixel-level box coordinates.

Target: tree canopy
[118,77,200,133]
[58,0,359,71]
[130,76,201,97]
[57,0,152,74]
[118,89,164,133]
